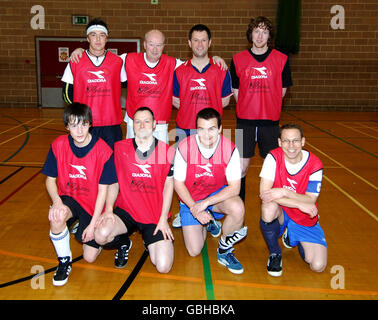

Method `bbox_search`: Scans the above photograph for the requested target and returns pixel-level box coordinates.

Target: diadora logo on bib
[195,163,213,178]
[69,164,87,180]
[284,177,297,192]
[190,78,207,91]
[251,67,268,79]
[140,73,157,85]
[132,163,152,178]
[87,70,107,83]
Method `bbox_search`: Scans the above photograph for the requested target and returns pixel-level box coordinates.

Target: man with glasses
[259,123,327,277]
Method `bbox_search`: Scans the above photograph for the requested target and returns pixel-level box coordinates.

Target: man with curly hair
[230,16,293,202]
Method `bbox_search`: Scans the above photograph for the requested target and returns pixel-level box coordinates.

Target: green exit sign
[72,15,89,25]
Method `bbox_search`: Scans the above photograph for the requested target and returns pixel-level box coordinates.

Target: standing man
[70,29,227,144]
[94,107,175,273]
[173,24,233,141]
[174,108,247,274]
[62,18,126,149]
[230,16,293,202]
[43,103,116,286]
[123,30,177,143]
[259,123,327,277]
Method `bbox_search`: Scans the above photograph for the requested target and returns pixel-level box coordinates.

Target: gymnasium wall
[0,0,377,110]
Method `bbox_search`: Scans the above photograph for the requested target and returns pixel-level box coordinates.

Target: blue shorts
[179,186,226,226]
[279,209,327,248]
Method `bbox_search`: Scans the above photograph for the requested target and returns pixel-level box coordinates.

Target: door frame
[35,36,140,107]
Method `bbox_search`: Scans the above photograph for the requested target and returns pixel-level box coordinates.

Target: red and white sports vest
[114,139,174,224]
[125,53,176,123]
[52,135,113,215]
[71,51,123,126]
[175,58,227,129]
[178,135,235,201]
[270,148,323,227]
[233,49,287,121]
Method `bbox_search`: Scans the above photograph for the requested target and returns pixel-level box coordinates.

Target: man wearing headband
[62,18,126,149]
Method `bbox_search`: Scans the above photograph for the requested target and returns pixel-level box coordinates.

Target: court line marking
[0,162,43,167]
[0,255,83,288]
[1,249,377,297]
[0,167,24,185]
[337,122,378,140]
[1,117,30,164]
[0,169,42,206]
[286,112,377,158]
[201,242,215,300]
[306,141,378,191]
[323,175,378,222]
[358,123,378,132]
[0,120,54,146]
[0,119,36,135]
[214,279,378,297]
[113,250,149,300]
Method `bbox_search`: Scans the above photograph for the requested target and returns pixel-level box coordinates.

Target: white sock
[50,226,72,259]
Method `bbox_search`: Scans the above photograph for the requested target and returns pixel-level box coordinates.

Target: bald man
[124,30,177,143]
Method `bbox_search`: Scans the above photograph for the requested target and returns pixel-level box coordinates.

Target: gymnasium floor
[0,107,377,302]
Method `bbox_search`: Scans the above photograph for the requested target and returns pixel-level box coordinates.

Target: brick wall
[0,0,377,110]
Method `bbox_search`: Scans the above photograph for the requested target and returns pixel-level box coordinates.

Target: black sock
[260,218,281,255]
[239,176,246,202]
[103,233,130,249]
[298,242,306,261]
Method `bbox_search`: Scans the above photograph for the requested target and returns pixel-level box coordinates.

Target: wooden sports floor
[0,107,377,301]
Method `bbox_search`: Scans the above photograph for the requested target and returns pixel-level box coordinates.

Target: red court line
[0,169,42,206]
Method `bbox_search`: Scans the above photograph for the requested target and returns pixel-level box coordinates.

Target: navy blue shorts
[113,207,165,247]
[60,195,100,249]
[235,120,279,158]
[90,124,123,149]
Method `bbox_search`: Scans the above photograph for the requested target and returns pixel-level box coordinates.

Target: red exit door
[35,37,140,108]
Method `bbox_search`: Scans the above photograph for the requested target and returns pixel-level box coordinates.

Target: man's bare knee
[261,202,280,222]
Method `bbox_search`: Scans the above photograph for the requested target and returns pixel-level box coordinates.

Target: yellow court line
[323,175,378,222]
[0,119,36,135]
[337,122,378,140]
[0,162,44,166]
[1,249,377,297]
[0,119,55,146]
[306,141,378,191]
[214,279,378,297]
[358,123,378,132]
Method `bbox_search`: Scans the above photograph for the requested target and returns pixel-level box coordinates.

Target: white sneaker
[172,213,181,228]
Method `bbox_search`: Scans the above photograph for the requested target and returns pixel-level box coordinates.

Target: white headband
[86,25,108,36]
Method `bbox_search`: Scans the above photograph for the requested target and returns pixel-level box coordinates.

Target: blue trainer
[217,248,244,274]
[207,219,222,237]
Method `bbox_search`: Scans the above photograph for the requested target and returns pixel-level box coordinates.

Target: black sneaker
[53,256,72,286]
[115,240,132,268]
[267,253,282,277]
[282,229,293,249]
